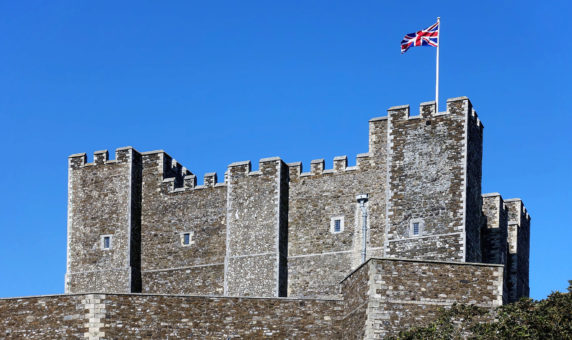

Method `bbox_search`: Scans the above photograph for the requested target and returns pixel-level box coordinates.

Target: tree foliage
[392,281,572,339]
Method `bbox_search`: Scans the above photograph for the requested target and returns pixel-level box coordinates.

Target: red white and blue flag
[401,21,439,54]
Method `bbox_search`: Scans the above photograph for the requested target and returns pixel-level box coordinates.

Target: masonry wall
[140,151,226,295]
[0,293,342,339]
[505,199,531,301]
[287,118,388,298]
[465,105,484,262]
[384,98,474,261]
[66,148,141,293]
[0,295,87,339]
[340,258,504,339]
[225,158,288,297]
[102,294,341,338]
[481,193,509,302]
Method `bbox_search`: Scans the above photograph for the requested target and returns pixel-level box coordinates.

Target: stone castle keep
[1,97,531,338]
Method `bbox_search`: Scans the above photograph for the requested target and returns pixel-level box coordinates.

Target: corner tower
[65,147,142,293]
[383,97,484,262]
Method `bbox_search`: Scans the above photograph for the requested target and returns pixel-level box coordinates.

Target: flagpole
[435,17,440,112]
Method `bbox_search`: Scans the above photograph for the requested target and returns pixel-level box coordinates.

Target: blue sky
[0,1,570,300]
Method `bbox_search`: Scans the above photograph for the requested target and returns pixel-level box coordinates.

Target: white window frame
[101,234,113,250]
[409,218,425,237]
[330,216,345,234]
[180,231,195,246]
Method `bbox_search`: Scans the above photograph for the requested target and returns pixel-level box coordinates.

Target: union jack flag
[401,21,439,54]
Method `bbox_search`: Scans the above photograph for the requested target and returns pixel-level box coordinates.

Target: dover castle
[0,97,530,338]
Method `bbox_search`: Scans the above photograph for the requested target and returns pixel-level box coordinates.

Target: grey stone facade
[0,96,522,338]
[64,97,530,303]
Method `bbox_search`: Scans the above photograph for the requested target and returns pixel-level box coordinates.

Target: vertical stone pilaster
[81,294,106,340]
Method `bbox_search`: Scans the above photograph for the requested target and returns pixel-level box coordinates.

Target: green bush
[392,281,572,340]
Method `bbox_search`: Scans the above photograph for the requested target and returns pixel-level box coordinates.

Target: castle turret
[383,97,484,262]
[225,158,289,297]
[65,147,142,293]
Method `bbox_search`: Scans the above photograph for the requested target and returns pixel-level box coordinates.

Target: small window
[181,232,194,246]
[330,216,344,234]
[101,235,112,250]
[334,219,341,233]
[409,219,424,237]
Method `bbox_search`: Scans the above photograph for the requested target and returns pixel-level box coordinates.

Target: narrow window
[101,235,112,250]
[413,222,420,235]
[409,219,424,237]
[183,233,190,245]
[181,232,194,246]
[334,219,341,233]
[330,216,344,234]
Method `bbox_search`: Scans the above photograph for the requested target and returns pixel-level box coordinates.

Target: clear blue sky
[0,1,570,300]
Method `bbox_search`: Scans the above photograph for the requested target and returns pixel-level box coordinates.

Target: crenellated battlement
[227,157,284,180]
[504,198,531,223]
[64,95,531,311]
[288,153,373,180]
[68,147,138,169]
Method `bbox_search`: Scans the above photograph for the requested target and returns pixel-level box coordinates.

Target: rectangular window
[330,216,344,234]
[181,232,194,246]
[334,219,341,233]
[413,222,420,235]
[101,235,112,250]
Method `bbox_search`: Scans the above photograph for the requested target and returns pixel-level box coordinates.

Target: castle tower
[224,158,289,297]
[383,97,484,262]
[65,147,142,293]
[505,198,531,301]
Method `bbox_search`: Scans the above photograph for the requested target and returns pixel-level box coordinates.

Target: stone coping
[0,292,342,302]
[339,257,504,284]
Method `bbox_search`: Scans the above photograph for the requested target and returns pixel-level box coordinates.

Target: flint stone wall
[385,99,468,261]
[225,159,288,297]
[66,148,141,293]
[140,151,227,295]
[0,294,342,339]
[0,295,87,339]
[340,258,504,339]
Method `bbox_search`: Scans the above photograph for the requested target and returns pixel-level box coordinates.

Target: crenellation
[68,152,87,168]
[333,156,347,172]
[203,172,217,187]
[55,96,531,337]
[287,161,302,179]
[311,158,325,174]
[94,150,109,164]
[419,100,436,117]
[183,174,196,189]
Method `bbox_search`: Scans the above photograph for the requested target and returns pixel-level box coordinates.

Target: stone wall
[66,148,141,293]
[286,118,387,298]
[481,193,509,303]
[384,99,468,261]
[0,294,343,339]
[63,97,530,304]
[505,199,531,302]
[225,158,288,297]
[0,294,89,339]
[464,103,484,262]
[140,151,226,295]
[340,258,504,339]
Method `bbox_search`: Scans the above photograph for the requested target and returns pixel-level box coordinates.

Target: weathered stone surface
[0,293,342,339]
[341,258,504,338]
[140,151,227,295]
[52,97,532,337]
[66,148,141,293]
[385,99,470,262]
